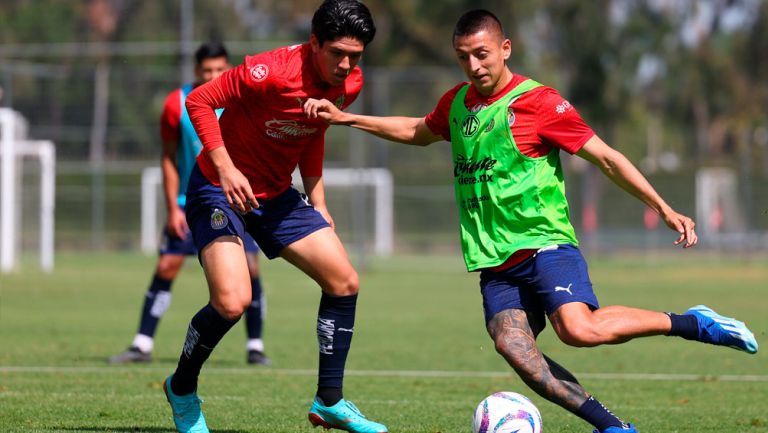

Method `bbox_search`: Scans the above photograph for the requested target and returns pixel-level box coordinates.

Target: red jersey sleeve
[160,89,182,143]
[535,88,594,154]
[185,61,262,155]
[424,84,465,141]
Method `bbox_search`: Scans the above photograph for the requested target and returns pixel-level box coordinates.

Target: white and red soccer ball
[472,391,543,433]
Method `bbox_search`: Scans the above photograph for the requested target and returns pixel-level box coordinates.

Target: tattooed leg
[487,308,588,412]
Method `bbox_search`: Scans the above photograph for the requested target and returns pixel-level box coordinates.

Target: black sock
[137,274,173,338]
[244,277,264,340]
[315,293,357,405]
[576,396,627,432]
[666,312,699,340]
[171,303,239,395]
[316,387,343,407]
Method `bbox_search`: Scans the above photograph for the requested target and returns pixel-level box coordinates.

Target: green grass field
[1,252,766,433]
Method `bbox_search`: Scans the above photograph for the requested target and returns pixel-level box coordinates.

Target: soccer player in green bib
[303,9,758,433]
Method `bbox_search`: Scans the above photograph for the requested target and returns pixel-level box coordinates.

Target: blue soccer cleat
[594,424,638,433]
[685,305,758,354]
[308,397,388,433]
[163,375,210,433]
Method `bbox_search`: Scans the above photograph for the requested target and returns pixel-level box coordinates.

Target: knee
[212,294,251,321]
[494,333,531,370]
[493,333,541,380]
[214,302,248,321]
[155,257,183,280]
[325,271,359,297]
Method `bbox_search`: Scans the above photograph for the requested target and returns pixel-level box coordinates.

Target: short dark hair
[453,9,504,42]
[195,42,229,65]
[311,0,376,47]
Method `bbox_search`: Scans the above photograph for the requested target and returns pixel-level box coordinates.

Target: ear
[310,34,321,53]
[501,38,512,61]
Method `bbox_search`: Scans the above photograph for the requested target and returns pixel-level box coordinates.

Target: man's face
[453,30,511,96]
[195,56,230,84]
[310,35,365,87]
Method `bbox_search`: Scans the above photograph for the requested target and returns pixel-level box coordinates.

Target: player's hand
[314,205,335,230]
[303,98,344,124]
[166,207,189,239]
[218,166,259,214]
[661,208,698,248]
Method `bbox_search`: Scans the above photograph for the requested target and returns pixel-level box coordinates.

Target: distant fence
[13,158,767,260]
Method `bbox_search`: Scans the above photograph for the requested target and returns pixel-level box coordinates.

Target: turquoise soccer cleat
[594,424,638,433]
[685,305,758,354]
[163,375,210,433]
[308,397,388,433]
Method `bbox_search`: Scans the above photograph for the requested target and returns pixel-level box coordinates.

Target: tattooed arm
[487,309,588,412]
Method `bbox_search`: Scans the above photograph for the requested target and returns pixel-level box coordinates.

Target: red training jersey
[160,88,183,143]
[424,74,595,271]
[186,43,363,200]
[425,73,593,157]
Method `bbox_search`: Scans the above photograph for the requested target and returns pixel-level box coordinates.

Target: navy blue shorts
[185,164,330,259]
[479,244,599,324]
[159,226,259,255]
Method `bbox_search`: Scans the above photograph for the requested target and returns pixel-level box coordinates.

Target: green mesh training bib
[448,79,578,271]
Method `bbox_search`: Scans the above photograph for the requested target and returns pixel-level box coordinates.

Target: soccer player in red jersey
[109,42,271,367]
[162,2,387,433]
[304,9,758,433]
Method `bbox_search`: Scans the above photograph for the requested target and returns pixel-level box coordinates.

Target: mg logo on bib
[461,115,480,137]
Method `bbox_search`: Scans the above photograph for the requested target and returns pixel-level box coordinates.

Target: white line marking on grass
[0,366,766,382]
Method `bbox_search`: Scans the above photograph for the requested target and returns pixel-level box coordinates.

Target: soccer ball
[472,391,542,433]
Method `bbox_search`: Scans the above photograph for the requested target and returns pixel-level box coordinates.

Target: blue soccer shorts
[479,244,600,324]
[185,164,329,259]
[159,226,260,256]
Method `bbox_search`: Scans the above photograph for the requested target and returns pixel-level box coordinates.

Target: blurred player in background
[161,2,387,433]
[109,42,271,367]
[303,9,758,433]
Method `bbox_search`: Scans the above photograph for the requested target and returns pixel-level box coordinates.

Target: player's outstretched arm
[303,98,442,146]
[576,135,697,248]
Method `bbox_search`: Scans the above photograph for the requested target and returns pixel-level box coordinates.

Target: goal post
[141,166,394,256]
[0,108,56,273]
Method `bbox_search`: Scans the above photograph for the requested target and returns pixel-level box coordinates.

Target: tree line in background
[0,0,767,176]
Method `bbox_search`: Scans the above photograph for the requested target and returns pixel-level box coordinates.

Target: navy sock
[666,312,699,340]
[244,277,264,340]
[316,293,357,405]
[576,396,627,432]
[171,303,238,395]
[137,274,173,338]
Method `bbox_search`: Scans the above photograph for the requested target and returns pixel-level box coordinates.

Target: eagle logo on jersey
[249,64,269,82]
[210,208,228,230]
[334,95,345,108]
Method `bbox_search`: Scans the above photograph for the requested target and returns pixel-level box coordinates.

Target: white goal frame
[141,166,394,256]
[0,108,56,273]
